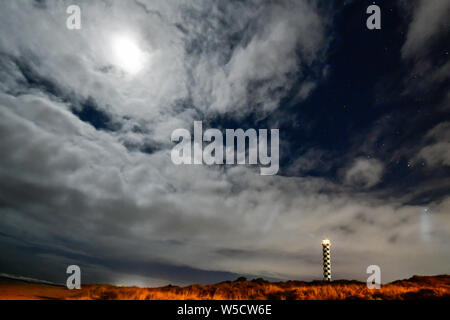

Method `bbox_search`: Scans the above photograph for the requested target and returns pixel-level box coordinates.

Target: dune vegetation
[1,275,449,300]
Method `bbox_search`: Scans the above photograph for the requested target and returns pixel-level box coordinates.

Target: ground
[1,275,449,300]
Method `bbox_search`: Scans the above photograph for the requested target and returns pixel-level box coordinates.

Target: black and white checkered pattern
[322,243,331,281]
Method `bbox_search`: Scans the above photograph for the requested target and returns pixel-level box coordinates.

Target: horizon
[2,272,449,289]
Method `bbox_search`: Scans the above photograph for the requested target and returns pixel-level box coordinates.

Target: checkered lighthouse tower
[322,239,331,282]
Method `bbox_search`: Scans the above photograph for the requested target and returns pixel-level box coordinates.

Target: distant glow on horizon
[111,34,147,74]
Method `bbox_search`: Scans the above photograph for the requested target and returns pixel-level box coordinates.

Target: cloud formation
[401,0,450,59]
[417,122,450,167]
[344,158,384,189]
[0,0,449,286]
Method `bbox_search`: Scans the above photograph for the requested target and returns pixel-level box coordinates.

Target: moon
[111,34,147,75]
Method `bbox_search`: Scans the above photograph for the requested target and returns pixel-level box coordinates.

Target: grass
[72,275,450,300]
[1,275,449,300]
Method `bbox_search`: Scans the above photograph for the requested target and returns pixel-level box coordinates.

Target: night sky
[0,0,449,287]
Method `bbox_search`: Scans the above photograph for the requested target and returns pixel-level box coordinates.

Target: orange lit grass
[1,275,448,300]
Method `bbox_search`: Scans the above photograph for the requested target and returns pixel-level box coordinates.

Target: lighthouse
[322,239,331,282]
